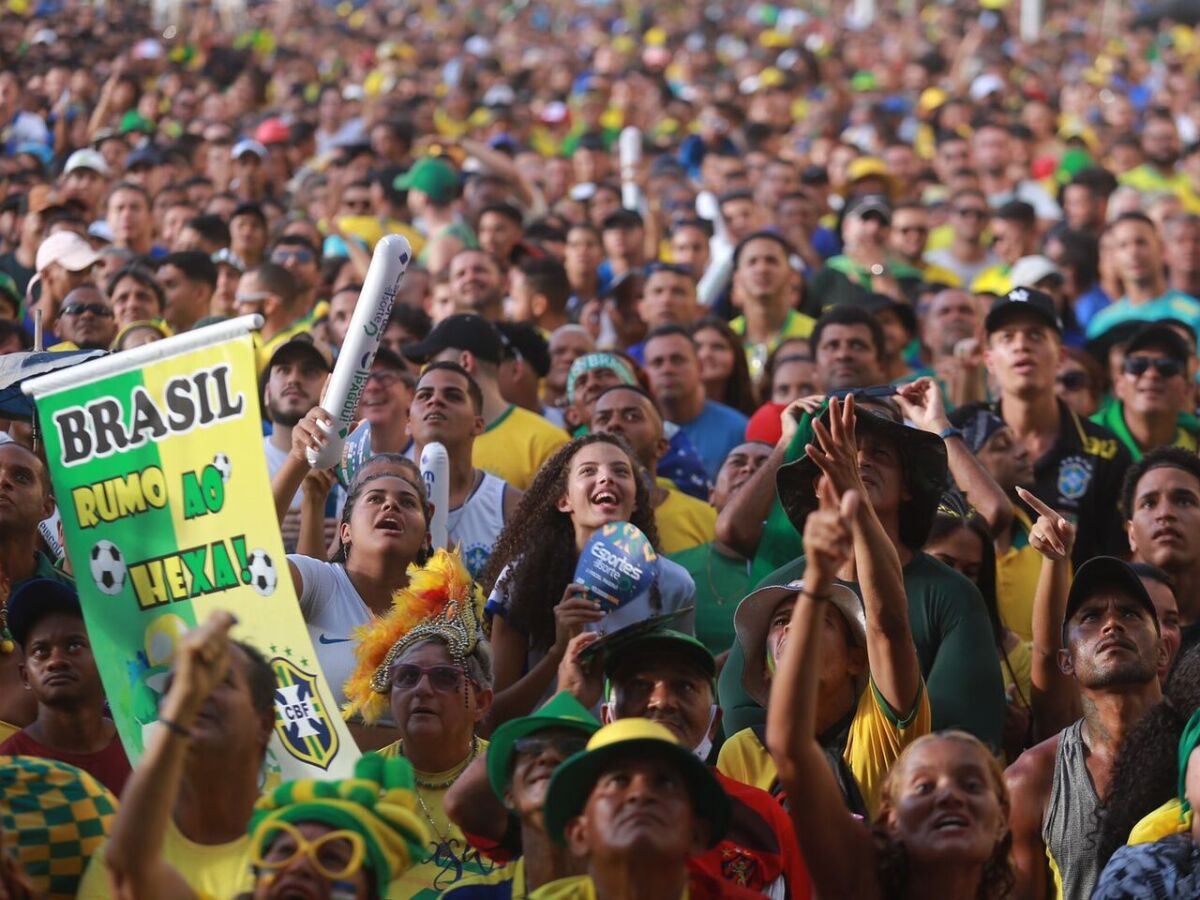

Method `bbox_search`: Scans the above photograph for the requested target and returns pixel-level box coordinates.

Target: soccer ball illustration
[90,540,126,595]
[246,549,277,596]
[212,453,232,484]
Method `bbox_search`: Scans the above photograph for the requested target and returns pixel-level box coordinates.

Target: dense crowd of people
[8,0,1200,897]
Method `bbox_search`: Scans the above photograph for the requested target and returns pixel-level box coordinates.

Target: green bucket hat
[576,608,712,684]
[541,718,731,847]
[486,691,600,801]
[776,403,948,550]
[1178,707,1200,814]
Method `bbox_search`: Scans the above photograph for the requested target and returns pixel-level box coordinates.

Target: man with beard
[1007,556,1166,900]
[1123,446,1200,654]
[53,284,117,350]
[1087,213,1200,344]
[449,248,505,321]
[261,337,336,552]
[1121,108,1187,197]
[0,580,131,796]
[670,441,772,659]
[971,122,1061,225]
[812,306,887,392]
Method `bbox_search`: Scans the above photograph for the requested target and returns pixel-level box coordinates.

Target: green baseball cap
[394,157,460,204]
[486,691,600,801]
[542,718,730,846]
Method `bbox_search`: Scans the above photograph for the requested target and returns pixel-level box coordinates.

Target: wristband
[938,426,964,442]
[159,717,193,739]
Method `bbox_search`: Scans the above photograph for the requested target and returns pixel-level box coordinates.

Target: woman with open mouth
[481,433,696,726]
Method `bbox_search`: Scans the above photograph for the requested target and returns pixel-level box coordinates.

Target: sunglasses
[1123,356,1183,379]
[390,663,470,692]
[272,249,314,265]
[513,734,590,759]
[1055,371,1090,391]
[61,303,113,318]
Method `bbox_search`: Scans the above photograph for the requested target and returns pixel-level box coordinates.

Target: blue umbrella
[0,349,107,420]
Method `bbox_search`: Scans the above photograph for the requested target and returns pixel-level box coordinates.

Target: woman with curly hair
[691,317,758,416]
[767,476,1013,900]
[480,432,696,725]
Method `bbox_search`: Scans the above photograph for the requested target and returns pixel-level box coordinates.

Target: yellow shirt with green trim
[254,318,313,376]
[379,738,498,899]
[77,820,253,899]
[472,405,569,491]
[920,261,963,288]
[1128,798,1189,845]
[996,506,1045,642]
[716,677,931,818]
[655,477,717,555]
[729,309,816,382]
[1119,164,1189,198]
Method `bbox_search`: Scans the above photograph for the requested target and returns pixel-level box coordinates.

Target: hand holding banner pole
[307,234,412,470]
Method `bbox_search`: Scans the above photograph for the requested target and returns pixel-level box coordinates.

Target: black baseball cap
[984,287,1063,334]
[1124,323,1192,364]
[1062,556,1159,641]
[265,335,334,375]
[844,193,892,224]
[497,321,551,377]
[402,313,504,365]
[6,580,83,649]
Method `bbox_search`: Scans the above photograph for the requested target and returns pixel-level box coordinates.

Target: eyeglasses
[272,249,314,265]
[1123,356,1184,379]
[253,821,366,881]
[366,370,401,387]
[954,208,988,219]
[61,303,113,318]
[513,734,590,759]
[1055,371,1091,391]
[390,663,470,692]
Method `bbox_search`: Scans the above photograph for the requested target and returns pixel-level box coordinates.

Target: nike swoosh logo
[318,634,352,645]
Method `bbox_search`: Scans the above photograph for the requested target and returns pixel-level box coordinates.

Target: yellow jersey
[655,478,717,555]
[473,406,569,491]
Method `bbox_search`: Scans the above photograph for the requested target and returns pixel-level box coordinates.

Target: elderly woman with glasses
[343,548,498,896]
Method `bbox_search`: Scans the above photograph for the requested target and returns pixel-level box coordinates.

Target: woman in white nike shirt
[281,436,432,749]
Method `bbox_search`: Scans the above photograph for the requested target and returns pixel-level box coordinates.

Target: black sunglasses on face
[61,303,114,318]
[1123,356,1184,379]
[1055,371,1090,391]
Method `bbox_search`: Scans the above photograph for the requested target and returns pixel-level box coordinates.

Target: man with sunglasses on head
[269,235,322,315]
[1091,324,1200,460]
[52,283,116,350]
[235,262,312,374]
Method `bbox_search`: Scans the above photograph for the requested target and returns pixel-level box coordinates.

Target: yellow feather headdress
[342,548,485,724]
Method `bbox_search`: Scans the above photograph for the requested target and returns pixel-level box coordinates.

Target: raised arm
[272,407,332,523]
[1017,486,1081,741]
[715,397,822,556]
[766,482,877,897]
[807,396,919,714]
[104,612,237,900]
[296,467,337,560]
[897,378,1012,538]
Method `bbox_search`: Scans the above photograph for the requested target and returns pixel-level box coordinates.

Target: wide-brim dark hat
[776,404,948,549]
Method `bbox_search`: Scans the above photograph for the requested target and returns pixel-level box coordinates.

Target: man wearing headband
[563,351,636,433]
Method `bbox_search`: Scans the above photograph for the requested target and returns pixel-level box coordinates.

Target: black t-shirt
[0,251,34,297]
[995,398,1132,569]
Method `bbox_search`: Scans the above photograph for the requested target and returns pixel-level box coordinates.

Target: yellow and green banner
[23,317,359,781]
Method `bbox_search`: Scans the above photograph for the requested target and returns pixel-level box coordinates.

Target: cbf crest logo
[1057,455,1094,502]
[271,657,340,770]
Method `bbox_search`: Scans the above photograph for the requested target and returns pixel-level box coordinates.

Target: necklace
[402,735,480,841]
[704,545,750,606]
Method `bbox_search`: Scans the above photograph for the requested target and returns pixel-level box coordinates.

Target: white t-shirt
[447,471,509,579]
[288,555,373,710]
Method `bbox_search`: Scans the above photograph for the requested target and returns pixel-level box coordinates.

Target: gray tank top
[1042,720,1102,900]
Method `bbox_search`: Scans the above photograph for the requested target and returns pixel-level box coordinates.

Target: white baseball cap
[231,139,268,161]
[36,232,100,273]
[63,148,111,178]
[1010,255,1064,289]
